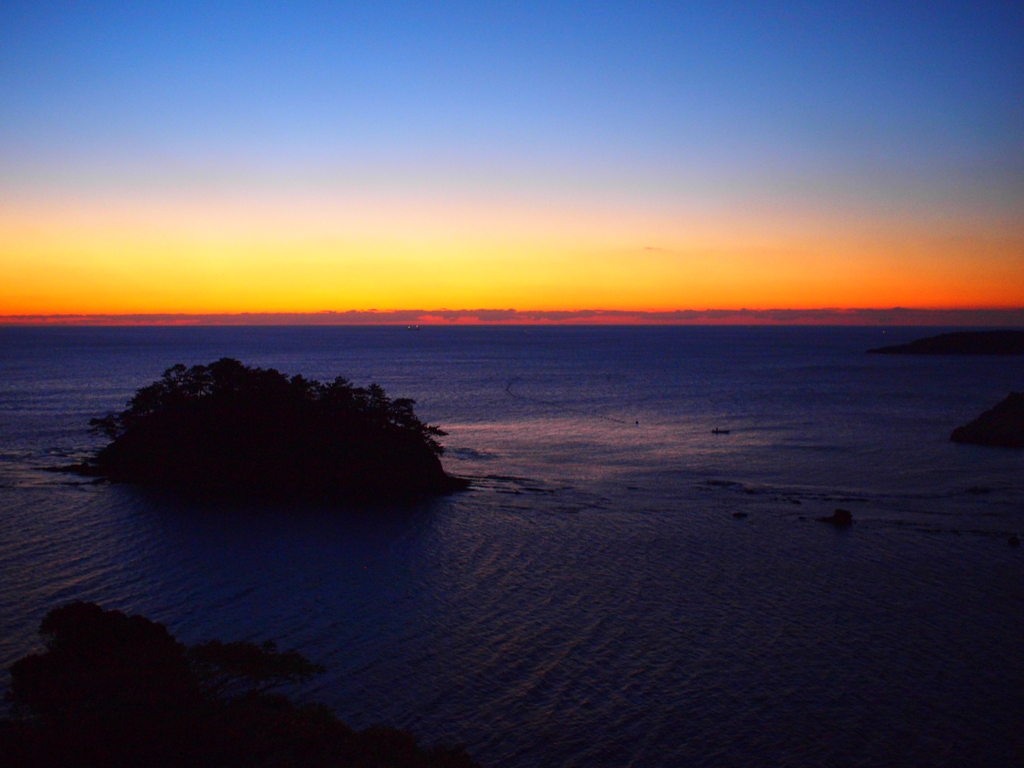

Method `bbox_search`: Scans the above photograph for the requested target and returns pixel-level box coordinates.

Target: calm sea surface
[1,326,1022,767]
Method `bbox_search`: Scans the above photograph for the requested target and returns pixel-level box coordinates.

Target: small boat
[711,428,730,434]
[407,325,421,331]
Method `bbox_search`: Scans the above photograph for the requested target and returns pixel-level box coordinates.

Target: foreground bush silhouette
[1,602,480,768]
[80,358,467,497]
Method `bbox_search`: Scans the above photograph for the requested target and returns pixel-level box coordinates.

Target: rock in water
[867,330,1024,355]
[816,508,853,526]
[950,392,1024,448]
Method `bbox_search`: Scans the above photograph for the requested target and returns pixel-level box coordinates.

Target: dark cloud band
[3,308,1022,326]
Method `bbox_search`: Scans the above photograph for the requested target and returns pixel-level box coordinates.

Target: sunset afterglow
[1,3,1021,319]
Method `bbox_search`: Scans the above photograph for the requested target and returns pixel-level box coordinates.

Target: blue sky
[5,3,1020,174]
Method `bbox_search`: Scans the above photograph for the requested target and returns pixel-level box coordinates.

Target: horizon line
[2,308,1023,327]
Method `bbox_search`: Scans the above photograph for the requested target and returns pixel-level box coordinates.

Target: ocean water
[0,325,1021,767]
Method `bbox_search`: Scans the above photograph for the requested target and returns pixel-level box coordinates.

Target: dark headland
[866,330,1024,355]
[951,392,1024,448]
[0,602,479,768]
[65,358,468,498]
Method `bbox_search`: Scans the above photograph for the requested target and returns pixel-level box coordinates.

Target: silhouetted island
[950,392,1024,448]
[71,358,467,497]
[866,330,1024,355]
[0,602,480,768]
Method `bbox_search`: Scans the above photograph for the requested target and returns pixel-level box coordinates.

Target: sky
[1,1,1022,318]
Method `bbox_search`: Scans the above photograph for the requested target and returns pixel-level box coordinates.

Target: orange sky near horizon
[2,193,1021,316]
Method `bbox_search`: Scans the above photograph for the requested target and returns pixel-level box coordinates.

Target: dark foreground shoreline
[1,602,480,768]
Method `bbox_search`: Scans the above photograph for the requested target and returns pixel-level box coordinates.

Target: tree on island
[81,358,467,497]
[1,602,480,768]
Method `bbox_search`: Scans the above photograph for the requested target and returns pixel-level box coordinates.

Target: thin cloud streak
[3,308,1022,327]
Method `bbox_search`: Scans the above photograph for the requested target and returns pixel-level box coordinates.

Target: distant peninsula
[951,392,1024,448]
[867,330,1024,355]
[71,358,468,498]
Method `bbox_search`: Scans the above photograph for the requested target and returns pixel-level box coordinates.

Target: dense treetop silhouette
[0,602,480,768]
[80,358,467,497]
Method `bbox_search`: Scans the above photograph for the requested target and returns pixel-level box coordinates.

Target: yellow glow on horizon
[1,196,1021,315]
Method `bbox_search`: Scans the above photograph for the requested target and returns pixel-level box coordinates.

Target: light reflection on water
[0,326,1022,767]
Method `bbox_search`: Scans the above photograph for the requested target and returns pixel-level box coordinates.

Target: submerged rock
[70,358,468,498]
[950,392,1024,448]
[867,330,1024,355]
[816,508,853,526]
